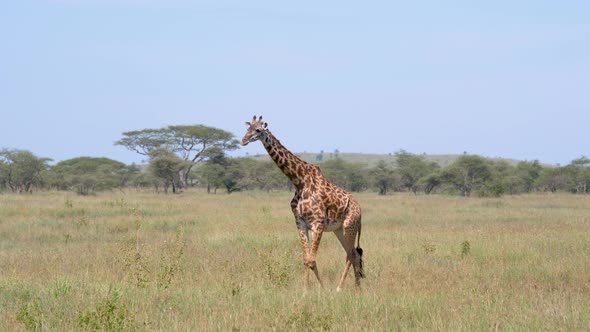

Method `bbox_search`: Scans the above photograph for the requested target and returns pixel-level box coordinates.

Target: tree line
[1,124,589,196]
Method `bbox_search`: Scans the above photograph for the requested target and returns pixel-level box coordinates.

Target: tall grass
[1,191,589,330]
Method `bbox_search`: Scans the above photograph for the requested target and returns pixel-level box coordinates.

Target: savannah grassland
[1,191,589,331]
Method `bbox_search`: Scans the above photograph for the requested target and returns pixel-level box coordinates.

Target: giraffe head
[241,115,268,146]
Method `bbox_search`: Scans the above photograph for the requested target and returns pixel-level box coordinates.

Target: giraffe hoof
[336,287,342,292]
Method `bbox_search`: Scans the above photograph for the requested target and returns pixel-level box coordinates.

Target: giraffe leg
[292,194,315,290]
[305,223,324,287]
[334,228,356,291]
[295,218,312,289]
[334,214,363,291]
[336,260,352,292]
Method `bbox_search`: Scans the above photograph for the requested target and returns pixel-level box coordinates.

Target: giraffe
[241,115,364,291]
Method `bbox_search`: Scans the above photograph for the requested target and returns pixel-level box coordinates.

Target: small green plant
[108,198,127,209]
[461,240,471,258]
[422,243,436,255]
[120,208,150,288]
[261,206,271,216]
[258,247,294,288]
[76,209,89,227]
[231,282,242,297]
[119,208,190,290]
[157,227,186,289]
[64,197,73,208]
[16,300,43,331]
[51,278,72,298]
[286,308,332,331]
[77,287,135,331]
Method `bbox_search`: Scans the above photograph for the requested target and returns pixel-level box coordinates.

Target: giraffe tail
[355,219,365,278]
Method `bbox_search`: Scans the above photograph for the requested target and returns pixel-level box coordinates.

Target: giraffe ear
[263,122,268,128]
[245,122,251,126]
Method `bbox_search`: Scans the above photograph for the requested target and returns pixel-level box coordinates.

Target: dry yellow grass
[1,190,589,330]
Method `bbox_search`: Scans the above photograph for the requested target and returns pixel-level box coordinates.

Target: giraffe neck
[261,130,315,189]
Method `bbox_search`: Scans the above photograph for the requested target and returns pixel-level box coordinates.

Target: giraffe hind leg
[334,226,361,291]
[336,259,352,292]
[310,264,323,287]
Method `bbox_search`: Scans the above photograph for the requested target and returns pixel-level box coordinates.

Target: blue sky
[1,1,588,165]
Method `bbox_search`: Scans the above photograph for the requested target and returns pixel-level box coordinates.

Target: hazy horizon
[2,1,588,165]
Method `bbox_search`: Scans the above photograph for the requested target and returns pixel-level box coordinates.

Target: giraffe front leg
[306,223,324,287]
[295,219,311,289]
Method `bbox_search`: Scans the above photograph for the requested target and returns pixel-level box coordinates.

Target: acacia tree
[320,158,368,192]
[148,149,188,194]
[230,159,289,192]
[49,157,129,195]
[537,167,568,192]
[370,160,397,195]
[198,163,226,194]
[514,160,543,193]
[567,156,590,193]
[196,148,230,193]
[197,152,290,194]
[442,155,492,197]
[0,149,51,193]
[395,150,440,194]
[417,171,442,194]
[115,125,239,188]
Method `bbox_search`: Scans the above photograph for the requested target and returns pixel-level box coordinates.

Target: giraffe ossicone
[242,115,365,290]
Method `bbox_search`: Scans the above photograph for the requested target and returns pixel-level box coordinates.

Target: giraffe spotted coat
[241,116,364,290]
